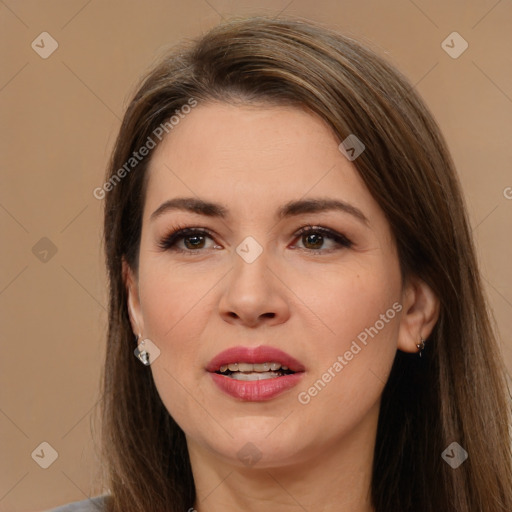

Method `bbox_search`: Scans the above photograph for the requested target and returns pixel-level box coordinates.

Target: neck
[188,402,379,512]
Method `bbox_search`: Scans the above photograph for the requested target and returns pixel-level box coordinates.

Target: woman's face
[126,102,418,468]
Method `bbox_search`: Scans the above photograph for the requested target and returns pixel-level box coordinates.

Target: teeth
[229,371,283,381]
[253,362,270,371]
[219,361,286,373]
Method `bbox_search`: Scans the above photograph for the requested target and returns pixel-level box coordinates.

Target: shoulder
[44,494,110,512]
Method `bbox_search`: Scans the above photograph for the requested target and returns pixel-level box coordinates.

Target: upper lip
[206,345,305,373]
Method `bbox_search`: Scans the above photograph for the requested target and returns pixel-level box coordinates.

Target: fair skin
[124,102,439,512]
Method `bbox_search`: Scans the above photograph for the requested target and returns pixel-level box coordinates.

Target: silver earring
[416,336,426,358]
[134,333,150,365]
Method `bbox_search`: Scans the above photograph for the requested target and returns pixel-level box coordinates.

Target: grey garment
[46,494,110,512]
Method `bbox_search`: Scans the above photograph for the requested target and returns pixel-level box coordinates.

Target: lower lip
[209,372,304,401]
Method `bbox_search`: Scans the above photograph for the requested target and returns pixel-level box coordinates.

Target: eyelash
[157,224,353,255]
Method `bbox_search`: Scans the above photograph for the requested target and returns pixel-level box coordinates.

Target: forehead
[144,102,376,223]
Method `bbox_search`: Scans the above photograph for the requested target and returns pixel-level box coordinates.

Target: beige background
[1,0,511,510]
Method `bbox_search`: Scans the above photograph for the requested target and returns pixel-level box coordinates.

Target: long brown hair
[98,16,512,511]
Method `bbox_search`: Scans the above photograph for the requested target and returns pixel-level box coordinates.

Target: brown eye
[302,232,324,250]
[293,226,353,253]
[183,234,207,250]
[158,227,219,253]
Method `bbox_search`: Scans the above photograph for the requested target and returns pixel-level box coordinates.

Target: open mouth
[215,362,296,381]
[207,347,305,400]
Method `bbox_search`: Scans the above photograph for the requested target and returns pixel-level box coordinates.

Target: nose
[218,247,291,328]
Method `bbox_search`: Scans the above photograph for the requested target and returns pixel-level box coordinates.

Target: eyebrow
[150,196,369,226]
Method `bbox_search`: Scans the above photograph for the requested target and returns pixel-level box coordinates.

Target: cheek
[293,259,401,354]
[139,252,198,313]
[137,264,218,428]
[138,262,216,354]
[293,261,401,413]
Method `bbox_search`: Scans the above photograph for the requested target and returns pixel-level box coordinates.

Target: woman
[51,15,512,512]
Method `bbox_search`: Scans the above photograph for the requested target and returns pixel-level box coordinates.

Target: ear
[397,275,440,353]
[122,257,144,336]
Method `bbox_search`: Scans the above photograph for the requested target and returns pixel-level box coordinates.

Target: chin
[197,423,308,468]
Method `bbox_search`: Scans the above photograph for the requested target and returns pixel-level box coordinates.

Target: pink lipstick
[206,345,305,401]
